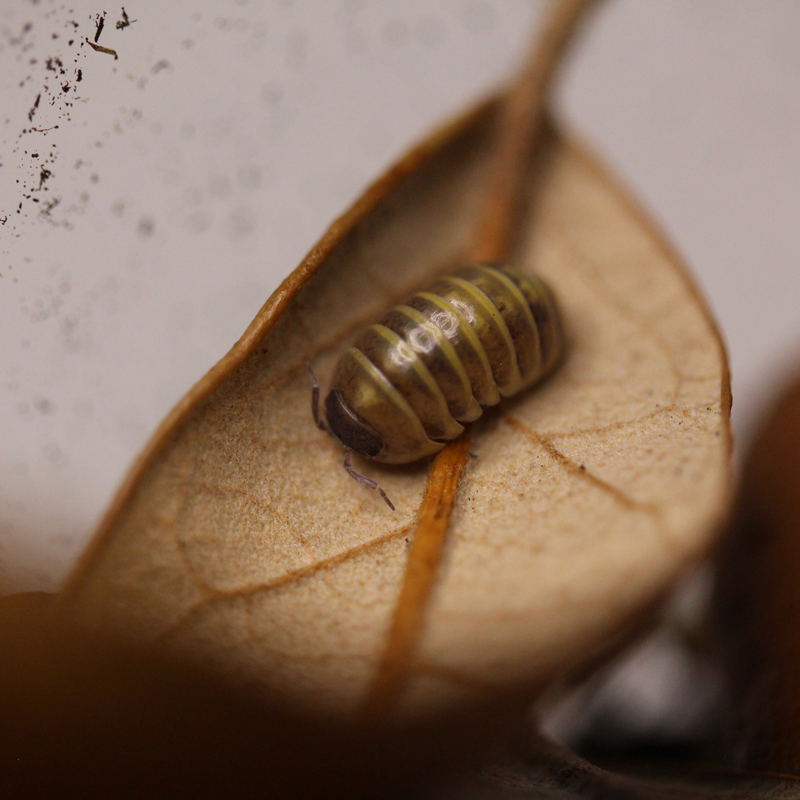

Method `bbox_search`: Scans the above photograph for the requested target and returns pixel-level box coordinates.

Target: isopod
[310,263,563,508]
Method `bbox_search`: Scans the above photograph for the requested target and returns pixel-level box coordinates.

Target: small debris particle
[579,464,586,471]
[151,59,171,74]
[34,398,55,414]
[116,7,136,30]
[137,217,154,237]
[38,167,52,190]
[76,68,82,81]
[87,40,118,59]
[94,13,106,42]
[28,93,41,122]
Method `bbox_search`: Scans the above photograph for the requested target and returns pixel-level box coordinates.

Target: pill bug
[309,263,563,508]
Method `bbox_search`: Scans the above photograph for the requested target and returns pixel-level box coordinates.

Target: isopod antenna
[306,363,327,431]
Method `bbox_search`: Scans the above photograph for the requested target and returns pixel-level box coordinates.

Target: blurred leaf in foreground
[715,370,800,775]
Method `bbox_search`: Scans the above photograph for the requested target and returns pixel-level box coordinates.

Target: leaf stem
[362,433,471,721]
[471,0,602,263]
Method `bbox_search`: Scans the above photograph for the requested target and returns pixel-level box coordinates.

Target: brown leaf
[714,370,800,774]
[0,592,514,798]
[56,92,731,721]
[3,591,791,797]
[440,735,800,798]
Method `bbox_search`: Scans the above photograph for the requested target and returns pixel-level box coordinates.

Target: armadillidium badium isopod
[309,264,563,508]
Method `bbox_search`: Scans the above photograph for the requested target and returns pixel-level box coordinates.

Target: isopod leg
[306,363,327,431]
[343,451,396,511]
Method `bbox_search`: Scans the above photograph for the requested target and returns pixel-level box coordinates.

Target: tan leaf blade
[59,95,731,718]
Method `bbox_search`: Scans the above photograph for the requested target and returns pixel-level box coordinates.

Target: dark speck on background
[87,40,118,59]
[28,94,41,123]
[33,398,55,415]
[116,7,136,31]
[38,168,51,190]
[137,217,154,238]
[93,12,106,43]
[3,5,131,229]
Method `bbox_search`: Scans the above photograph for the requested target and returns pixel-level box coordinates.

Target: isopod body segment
[323,264,563,464]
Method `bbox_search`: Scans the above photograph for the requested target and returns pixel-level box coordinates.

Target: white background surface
[2,0,800,592]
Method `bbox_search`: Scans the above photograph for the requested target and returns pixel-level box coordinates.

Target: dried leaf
[59,99,731,719]
[439,736,800,798]
[2,592,791,797]
[0,592,508,798]
[714,370,800,774]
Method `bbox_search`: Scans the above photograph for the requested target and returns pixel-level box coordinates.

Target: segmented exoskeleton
[310,263,563,507]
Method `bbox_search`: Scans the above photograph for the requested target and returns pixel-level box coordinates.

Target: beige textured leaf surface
[60,100,731,719]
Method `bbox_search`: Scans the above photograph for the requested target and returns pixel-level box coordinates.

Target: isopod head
[324,389,383,459]
[324,348,445,463]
